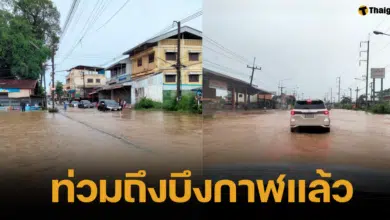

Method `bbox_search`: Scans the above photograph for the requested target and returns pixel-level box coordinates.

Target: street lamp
[373,30,390,36]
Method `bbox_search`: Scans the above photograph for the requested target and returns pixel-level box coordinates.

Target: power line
[99,8,202,67]
[203,35,251,64]
[60,0,81,42]
[60,0,106,64]
[96,0,131,31]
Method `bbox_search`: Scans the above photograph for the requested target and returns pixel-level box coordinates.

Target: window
[165,75,176,83]
[189,74,199,82]
[189,52,200,61]
[87,79,93,83]
[294,100,326,109]
[96,79,101,83]
[166,52,176,61]
[137,58,142,67]
[148,53,155,63]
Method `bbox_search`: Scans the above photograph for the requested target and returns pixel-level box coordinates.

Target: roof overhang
[203,68,271,95]
[122,26,202,56]
[68,65,105,72]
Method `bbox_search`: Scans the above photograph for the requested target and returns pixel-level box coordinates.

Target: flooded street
[203,109,390,170]
[0,108,202,185]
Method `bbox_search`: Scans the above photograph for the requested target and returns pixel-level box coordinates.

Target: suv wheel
[290,127,295,133]
[325,127,330,133]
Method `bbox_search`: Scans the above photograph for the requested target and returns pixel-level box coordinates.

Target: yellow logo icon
[358,5,369,16]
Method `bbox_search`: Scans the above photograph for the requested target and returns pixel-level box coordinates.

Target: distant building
[64,65,106,99]
[0,79,41,108]
[93,57,132,103]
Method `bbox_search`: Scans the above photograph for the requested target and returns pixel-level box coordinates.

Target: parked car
[78,100,93,108]
[69,101,79,107]
[97,99,122,111]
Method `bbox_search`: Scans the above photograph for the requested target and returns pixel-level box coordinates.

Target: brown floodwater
[203,109,390,170]
[0,108,203,184]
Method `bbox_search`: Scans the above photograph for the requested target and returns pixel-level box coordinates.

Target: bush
[341,104,353,110]
[370,102,390,114]
[48,107,59,113]
[135,97,162,109]
[135,94,202,114]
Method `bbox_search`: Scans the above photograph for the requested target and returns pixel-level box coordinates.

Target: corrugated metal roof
[122,26,202,55]
[0,79,38,89]
[105,57,130,70]
[68,65,104,72]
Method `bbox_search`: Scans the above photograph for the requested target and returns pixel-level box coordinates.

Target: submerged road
[203,109,390,170]
[0,108,203,184]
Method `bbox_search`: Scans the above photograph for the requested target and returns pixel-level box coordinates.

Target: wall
[129,38,202,89]
[130,73,163,104]
[130,47,157,79]
[237,93,257,103]
[8,89,31,98]
[157,39,202,87]
[65,69,107,89]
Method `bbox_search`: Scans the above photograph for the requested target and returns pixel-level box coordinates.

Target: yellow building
[122,26,202,103]
[64,65,106,99]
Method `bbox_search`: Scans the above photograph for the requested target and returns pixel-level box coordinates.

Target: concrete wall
[65,69,107,90]
[129,38,202,87]
[8,89,32,98]
[130,73,163,104]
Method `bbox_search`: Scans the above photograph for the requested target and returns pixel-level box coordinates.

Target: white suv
[290,99,330,132]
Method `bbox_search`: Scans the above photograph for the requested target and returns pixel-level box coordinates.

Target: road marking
[59,111,156,154]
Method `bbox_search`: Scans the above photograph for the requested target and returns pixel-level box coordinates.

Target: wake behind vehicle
[290,99,330,132]
[97,99,122,111]
[78,100,93,108]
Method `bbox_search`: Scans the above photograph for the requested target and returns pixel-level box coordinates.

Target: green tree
[55,80,63,97]
[0,10,50,79]
[341,96,352,104]
[0,0,60,80]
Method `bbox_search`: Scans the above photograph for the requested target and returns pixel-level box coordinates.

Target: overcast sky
[48,0,202,89]
[204,0,390,100]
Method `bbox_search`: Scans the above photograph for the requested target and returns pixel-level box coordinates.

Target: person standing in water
[20,100,26,112]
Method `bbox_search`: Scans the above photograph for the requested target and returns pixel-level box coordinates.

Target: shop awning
[94,83,126,92]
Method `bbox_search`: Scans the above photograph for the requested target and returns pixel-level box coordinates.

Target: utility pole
[355,87,360,107]
[370,82,373,101]
[51,48,55,109]
[348,87,352,102]
[337,76,341,103]
[246,57,261,105]
[174,21,181,101]
[330,88,333,105]
[82,70,86,99]
[360,36,370,110]
[278,83,285,109]
[42,64,47,108]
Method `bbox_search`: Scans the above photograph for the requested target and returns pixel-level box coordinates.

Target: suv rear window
[294,100,326,109]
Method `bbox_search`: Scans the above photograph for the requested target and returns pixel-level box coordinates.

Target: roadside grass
[135,95,202,114]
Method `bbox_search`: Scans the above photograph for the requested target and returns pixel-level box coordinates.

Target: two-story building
[93,57,132,103]
[64,65,107,100]
[120,26,202,105]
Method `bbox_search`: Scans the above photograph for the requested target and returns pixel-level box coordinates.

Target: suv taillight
[291,110,295,115]
[324,110,329,115]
